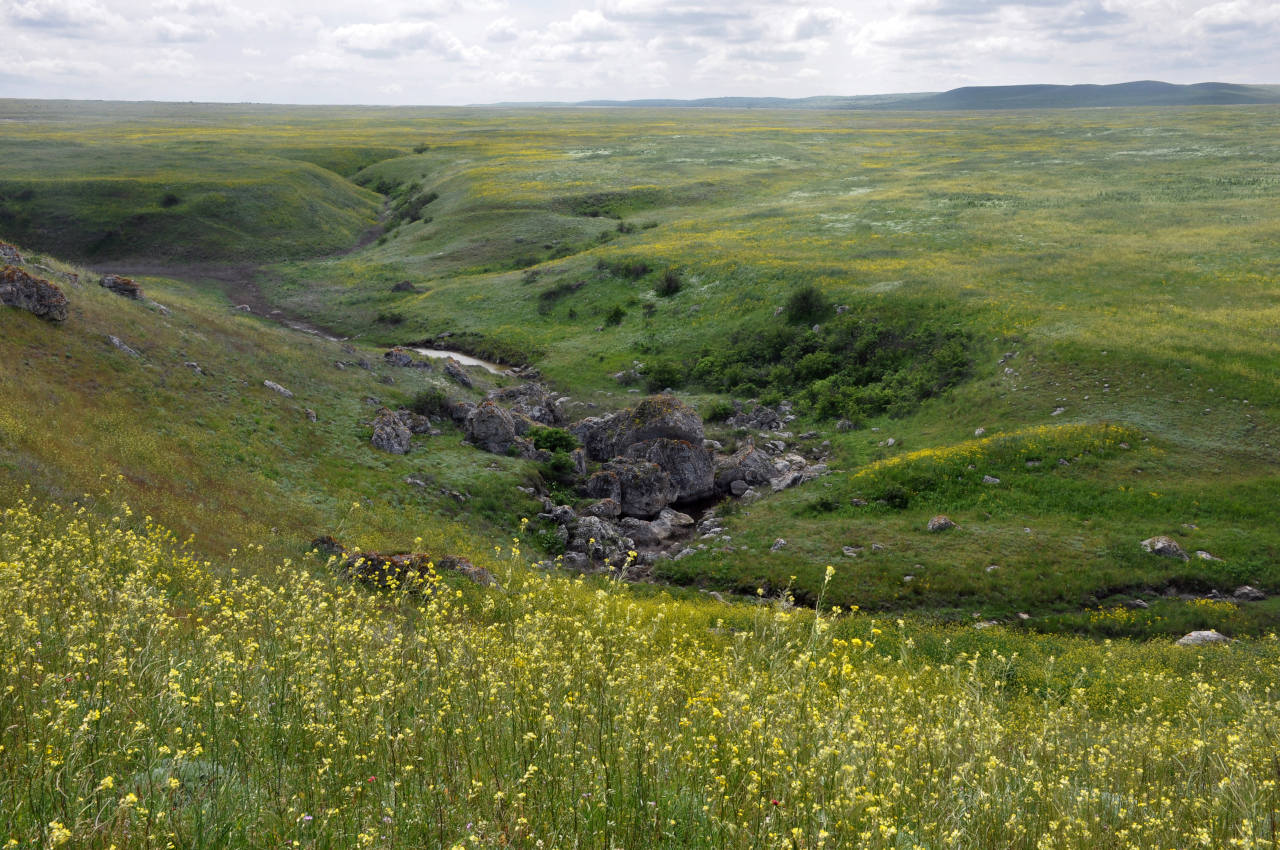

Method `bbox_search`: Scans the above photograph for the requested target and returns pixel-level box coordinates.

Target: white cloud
[330,20,482,61]
[546,9,625,42]
[3,0,120,32]
[485,16,520,42]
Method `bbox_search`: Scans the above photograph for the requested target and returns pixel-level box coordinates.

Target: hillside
[4,97,1280,848]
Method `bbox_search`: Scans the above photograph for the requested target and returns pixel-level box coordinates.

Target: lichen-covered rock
[465,401,517,453]
[582,498,622,519]
[605,458,675,518]
[927,515,956,532]
[384,347,430,368]
[489,383,563,426]
[371,408,412,455]
[99,273,142,299]
[0,241,21,264]
[1,266,68,322]
[1140,535,1189,561]
[572,395,704,462]
[263,380,293,398]
[343,549,496,588]
[568,515,633,567]
[443,358,474,388]
[585,470,622,503]
[714,440,776,492]
[626,437,714,502]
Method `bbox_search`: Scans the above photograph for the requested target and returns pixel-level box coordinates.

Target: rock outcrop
[489,383,563,426]
[465,401,517,453]
[625,438,714,502]
[1,266,68,322]
[99,274,142,299]
[572,396,704,462]
[0,241,21,264]
[371,408,412,455]
[443,358,474,388]
[604,457,675,518]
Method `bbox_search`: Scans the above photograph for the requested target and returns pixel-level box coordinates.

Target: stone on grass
[1140,536,1189,561]
[927,515,956,532]
[99,274,142,298]
[263,380,293,398]
[371,408,412,455]
[1233,585,1266,602]
[1175,630,1230,647]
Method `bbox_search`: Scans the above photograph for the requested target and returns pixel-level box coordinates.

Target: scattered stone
[1123,599,1150,610]
[1196,550,1223,562]
[985,564,1000,573]
[885,437,897,447]
[1233,585,1266,602]
[842,546,859,558]
[739,488,760,504]
[371,408,412,455]
[183,361,203,375]
[1017,612,1030,620]
[1139,536,1189,561]
[384,347,429,368]
[1,266,68,322]
[1025,459,1041,468]
[234,304,252,312]
[1051,407,1065,416]
[263,380,293,398]
[974,620,999,630]
[770,538,787,552]
[982,475,1000,485]
[836,419,854,432]
[99,273,142,299]
[108,335,140,357]
[871,542,885,551]
[673,547,696,560]
[706,591,726,603]
[343,549,496,589]
[903,575,914,582]
[927,515,956,532]
[443,358,474,388]
[0,241,21,264]
[391,280,418,292]
[305,409,318,422]
[730,480,749,497]
[974,427,986,437]
[851,498,868,507]
[1175,630,1230,647]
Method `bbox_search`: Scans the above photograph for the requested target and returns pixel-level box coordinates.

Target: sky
[3,0,1277,105]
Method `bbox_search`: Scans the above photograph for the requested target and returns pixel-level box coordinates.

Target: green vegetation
[3,98,1280,847]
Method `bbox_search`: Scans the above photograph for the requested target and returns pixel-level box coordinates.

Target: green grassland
[4,98,1280,848]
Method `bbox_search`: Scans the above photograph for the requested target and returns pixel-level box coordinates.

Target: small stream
[410,348,510,375]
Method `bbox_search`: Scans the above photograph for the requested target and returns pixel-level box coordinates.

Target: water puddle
[411,348,509,375]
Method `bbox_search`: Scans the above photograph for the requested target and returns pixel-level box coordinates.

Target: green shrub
[604,305,625,326]
[784,285,831,324]
[703,399,735,422]
[655,268,682,297]
[409,387,450,418]
[528,426,578,454]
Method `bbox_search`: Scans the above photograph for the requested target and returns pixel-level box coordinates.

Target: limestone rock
[927,515,956,532]
[263,380,293,398]
[1,266,68,322]
[99,274,142,299]
[604,457,675,518]
[0,241,21,264]
[464,401,517,453]
[489,383,564,426]
[1140,536,1189,561]
[572,396,704,462]
[443,358,473,388]
[371,408,412,455]
[585,470,622,504]
[1233,585,1266,602]
[625,437,714,502]
[568,515,633,566]
[582,499,622,519]
[1176,630,1230,647]
[714,441,777,492]
[108,335,140,357]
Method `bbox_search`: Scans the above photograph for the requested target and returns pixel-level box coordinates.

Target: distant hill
[491,81,1280,111]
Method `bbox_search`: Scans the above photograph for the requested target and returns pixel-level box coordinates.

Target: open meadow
[2,99,1280,846]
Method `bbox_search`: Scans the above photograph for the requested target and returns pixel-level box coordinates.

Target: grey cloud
[4,0,118,33]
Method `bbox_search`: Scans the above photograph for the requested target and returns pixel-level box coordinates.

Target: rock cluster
[1,266,68,322]
[313,536,496,589]
[0,241,21,264]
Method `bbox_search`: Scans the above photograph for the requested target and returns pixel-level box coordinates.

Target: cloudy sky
[3,0,1277,104]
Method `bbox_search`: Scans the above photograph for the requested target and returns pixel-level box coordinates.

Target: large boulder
[585,469,622,503]
[371,408,412,455]
[0,241,21,264]
[714,440,776,491]
[1176,630,1230,647]
[626,438,714,502]
[572,396,704,462]
[465,401,517,453]
[1,266,68,322]
[604,457,674,518]
[99,274,142,299]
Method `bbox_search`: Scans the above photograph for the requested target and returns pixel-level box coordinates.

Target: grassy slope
[3,102,1280,635]
[0,251,545,565]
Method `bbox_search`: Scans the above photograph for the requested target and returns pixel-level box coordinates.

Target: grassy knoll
[4,496,1280,849]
